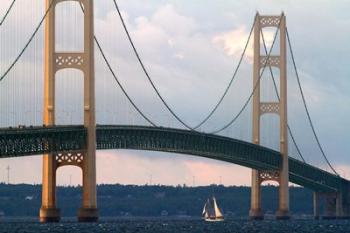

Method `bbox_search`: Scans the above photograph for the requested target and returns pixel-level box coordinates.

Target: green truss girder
[0,125,347,193]
[0,125,86,156]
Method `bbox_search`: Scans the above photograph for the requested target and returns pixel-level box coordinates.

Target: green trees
[0,184,312,217]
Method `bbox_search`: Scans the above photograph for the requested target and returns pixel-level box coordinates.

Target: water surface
[0,218,349,233]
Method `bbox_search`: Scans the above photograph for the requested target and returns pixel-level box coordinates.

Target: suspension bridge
[0,0,349,222]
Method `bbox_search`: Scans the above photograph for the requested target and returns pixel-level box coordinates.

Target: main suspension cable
[0,0,16,26]
[286,28,339,175]
[112,0,195,130]
[112,0,256,131]
[77,2,157,127]
[94,38,157,127]
[260,30,306,163]
[0,0,55,82]
[210,16,282,134]
[192,16,256,129]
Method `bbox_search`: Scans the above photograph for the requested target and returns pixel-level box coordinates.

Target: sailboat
[202,196,224,221]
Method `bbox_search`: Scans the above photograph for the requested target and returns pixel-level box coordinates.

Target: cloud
[213,26,275,63]
[213,26,254,61]
[151,4,197,37]
[174,53,185,60]
[93,2,250,125]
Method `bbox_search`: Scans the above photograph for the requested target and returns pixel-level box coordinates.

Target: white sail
[204,211,209,218]
[202,196,224,221]
[202,200,208,217]
[213,197,224,218]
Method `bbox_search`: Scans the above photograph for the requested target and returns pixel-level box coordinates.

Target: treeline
[0,184,312,217]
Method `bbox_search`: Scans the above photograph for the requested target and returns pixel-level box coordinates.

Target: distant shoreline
[0,184,313,218]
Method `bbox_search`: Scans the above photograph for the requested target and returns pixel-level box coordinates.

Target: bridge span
[1,125,349,219]
[0,125,347,193]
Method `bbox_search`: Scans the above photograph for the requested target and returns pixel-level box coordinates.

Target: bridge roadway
[0,125,348,193]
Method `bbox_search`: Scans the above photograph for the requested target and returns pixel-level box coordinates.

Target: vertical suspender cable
[286,29,338,175]
[210,16,282,134]
[0,0,56,82]
[260,30,306,163]
[78,2,156,127]
[112,0,255,131]
[94,38,157,127]
[112,0,192,130]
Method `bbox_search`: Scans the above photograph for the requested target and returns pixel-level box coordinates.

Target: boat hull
[204,218,224,222]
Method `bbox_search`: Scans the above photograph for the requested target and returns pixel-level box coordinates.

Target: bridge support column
[336,192,344,218]
[249,170,263,220]
[78,151,98,222]
[77,0,98,222]
[275,13,290,221]
[339,190,350,219]
[313,192,320,220]
[40,0,60,223]
[323,193,336,219]
[250,13,289,220]
[41,0,97,222]
[321,192,350,219]
[40,156,60,222]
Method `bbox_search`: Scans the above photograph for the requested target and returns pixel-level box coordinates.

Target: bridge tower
[249,13,290,220]
[40,0,97,222]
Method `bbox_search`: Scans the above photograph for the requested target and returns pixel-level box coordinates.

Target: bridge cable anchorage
[0,0,55,82]
[260,30,306,163]
[286,28,339,176]
[209,15,283,135]
[76,2,157,127]
[112,0,255,131]
[0,0,16,26]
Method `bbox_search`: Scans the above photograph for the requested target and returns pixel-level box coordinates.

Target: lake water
[0,218,349,233]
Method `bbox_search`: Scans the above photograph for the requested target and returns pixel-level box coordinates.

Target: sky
[0,0,349,186]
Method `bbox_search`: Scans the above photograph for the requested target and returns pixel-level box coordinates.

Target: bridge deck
[0,125,348,193]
